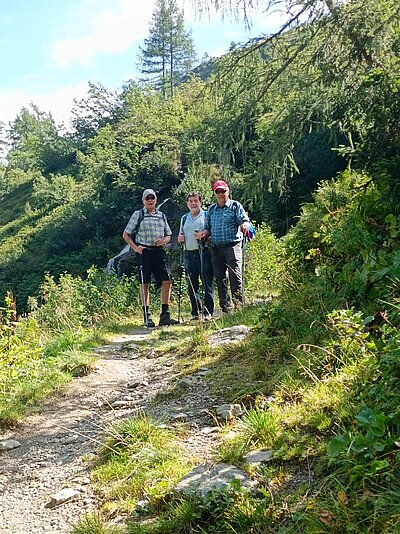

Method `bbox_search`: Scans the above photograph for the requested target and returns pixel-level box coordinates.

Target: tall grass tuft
[239,406,282,448]
[72,513,122,534]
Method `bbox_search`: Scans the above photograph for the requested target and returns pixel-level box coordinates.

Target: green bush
[283,169,400,305]
[0,294,69,422]
[244,223,283,298]
[31,267,138,333]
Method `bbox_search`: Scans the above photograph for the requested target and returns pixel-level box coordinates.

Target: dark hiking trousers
[210,241,243,312]
[184,248,214,317]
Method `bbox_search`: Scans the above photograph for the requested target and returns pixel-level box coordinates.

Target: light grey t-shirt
[179,209,206,251]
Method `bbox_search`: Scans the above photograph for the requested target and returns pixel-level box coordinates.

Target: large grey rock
[208,325,250,347]
[174,463,251,498]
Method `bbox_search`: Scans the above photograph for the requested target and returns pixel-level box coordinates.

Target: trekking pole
[138,253,148,327]
[177,245,184,323]
[198,238,205,317]
[241,232,247,307]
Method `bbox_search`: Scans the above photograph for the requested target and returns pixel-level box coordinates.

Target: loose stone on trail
[46,488,80,509]
[208,325,250,347]
[0,439,21,451]
[216,403,243,422]
[243,450,273,466]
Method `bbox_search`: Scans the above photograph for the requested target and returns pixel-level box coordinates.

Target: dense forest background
[0,0,399,311]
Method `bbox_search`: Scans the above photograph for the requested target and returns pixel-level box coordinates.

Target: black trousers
[184,248,214,316]
[210,242,243,311]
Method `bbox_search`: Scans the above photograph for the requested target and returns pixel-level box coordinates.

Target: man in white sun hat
[123,188,178,327]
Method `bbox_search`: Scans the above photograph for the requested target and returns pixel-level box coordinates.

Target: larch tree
[139,0,196,98]
[193,0,400,180]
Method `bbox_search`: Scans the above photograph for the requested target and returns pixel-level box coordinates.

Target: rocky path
[0,328,222,534]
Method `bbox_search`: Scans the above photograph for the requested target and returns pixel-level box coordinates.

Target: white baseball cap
[142,188,157,200]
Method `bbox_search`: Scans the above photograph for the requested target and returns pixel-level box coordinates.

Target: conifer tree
[139,0,196,98]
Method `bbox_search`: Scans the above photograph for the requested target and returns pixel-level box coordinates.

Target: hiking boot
[159,312,178,326]
[144,316,156,328]
[190,315,199,321]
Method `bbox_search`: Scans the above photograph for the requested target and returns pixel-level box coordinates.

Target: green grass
[5,279,399,534]
[0,330,97,424]
[72,513,122,534]
[91,414,192,516]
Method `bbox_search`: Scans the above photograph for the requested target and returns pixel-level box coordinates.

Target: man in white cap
[123,189,178,327]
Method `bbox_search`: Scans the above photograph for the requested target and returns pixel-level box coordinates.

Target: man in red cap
[201,179,250,313]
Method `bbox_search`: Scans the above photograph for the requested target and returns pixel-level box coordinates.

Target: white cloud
[0,83,89,128]
[50,0,157,69]
[49,0,275,70]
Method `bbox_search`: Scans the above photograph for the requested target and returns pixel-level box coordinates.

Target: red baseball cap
[212,180,229,192]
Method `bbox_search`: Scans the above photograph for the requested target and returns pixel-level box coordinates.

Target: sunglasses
[214,189,227,194]
[145,195,156,200]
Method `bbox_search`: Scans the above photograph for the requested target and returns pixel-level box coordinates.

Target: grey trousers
[210,242,243,311]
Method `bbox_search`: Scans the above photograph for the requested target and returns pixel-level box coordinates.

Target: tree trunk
[170,38,174,99]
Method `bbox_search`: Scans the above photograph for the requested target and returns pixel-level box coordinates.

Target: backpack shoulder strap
[137,207,145,228]
[208,203,217,217]
[130,208,145,239]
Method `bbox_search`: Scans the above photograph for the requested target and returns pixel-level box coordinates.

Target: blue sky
[0,0,282,128]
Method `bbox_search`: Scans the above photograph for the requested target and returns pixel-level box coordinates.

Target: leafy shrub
[31,268,138,333]
[283,169,400,304]
[0,293,70,422]
[244,223,283,297]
